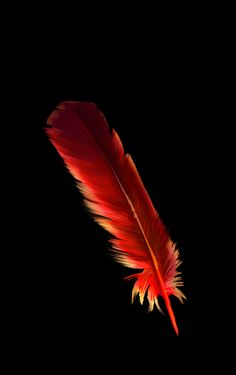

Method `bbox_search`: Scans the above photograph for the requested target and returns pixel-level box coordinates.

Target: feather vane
[46,101,185,334]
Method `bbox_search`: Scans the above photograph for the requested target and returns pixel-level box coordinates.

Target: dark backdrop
[12,18,225,360]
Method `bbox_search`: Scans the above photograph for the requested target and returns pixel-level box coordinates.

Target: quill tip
[174,325,179,336]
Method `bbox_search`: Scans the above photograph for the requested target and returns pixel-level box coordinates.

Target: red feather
[46,101,185,335]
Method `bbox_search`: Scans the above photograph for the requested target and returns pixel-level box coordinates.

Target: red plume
[46,102,185,335]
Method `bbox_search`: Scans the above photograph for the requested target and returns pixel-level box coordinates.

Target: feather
[46,101,185,335]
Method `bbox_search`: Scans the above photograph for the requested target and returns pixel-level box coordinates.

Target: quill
[46,101,185,335]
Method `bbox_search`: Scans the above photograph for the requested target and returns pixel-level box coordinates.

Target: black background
[10,9,230,362]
